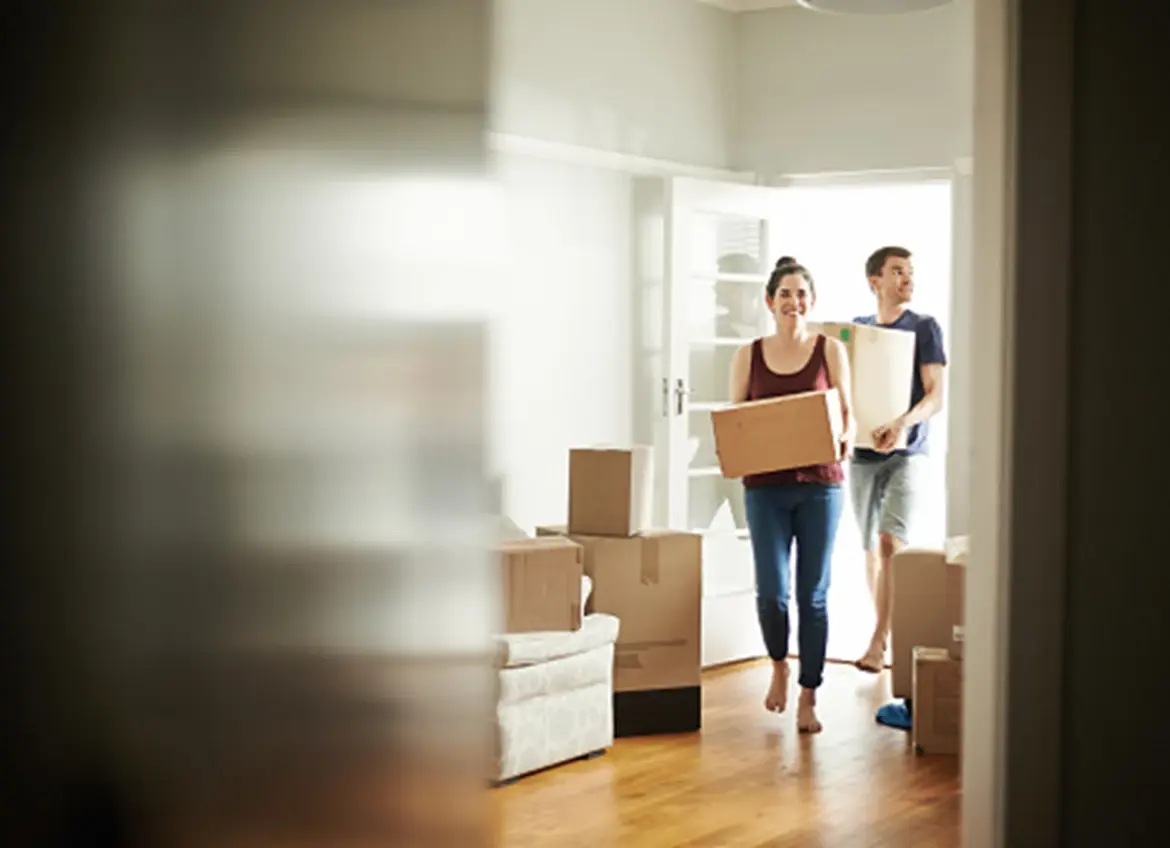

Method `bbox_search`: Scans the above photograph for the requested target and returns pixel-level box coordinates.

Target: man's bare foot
[797,688,822,734]
[764,661,789,713]
[855,639,885,673]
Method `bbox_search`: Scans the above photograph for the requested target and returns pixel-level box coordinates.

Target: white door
[661,177,781,668]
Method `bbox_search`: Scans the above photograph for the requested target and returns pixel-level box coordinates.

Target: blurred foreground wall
[2,2,500,845]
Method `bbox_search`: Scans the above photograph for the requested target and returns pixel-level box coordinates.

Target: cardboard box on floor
[711,388,843,479]
[536,525,701,694]
[497,537,583,634]
[912,646,963,755]
[568,446,654,537]
[890,538,967,699]
[944,536,968,660]
[809,321,916,451]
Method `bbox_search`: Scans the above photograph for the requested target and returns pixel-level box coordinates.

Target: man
[848,246,947,729]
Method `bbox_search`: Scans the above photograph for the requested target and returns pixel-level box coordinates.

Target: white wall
[493,0,738,169]
[488,0,976,535]
[735,3,973,174]
[490,153,636,530]
[489,0,739,527]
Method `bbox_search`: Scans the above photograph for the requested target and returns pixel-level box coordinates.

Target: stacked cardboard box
[537,445,703,737]
[890,536,968,757]
[912,646,962,756]
[491,470,586,636]
[496,536,584,634]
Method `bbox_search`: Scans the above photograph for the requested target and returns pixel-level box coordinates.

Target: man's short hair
[865,246,912,279]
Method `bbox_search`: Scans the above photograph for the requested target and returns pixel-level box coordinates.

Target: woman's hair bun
[774,256,798,269]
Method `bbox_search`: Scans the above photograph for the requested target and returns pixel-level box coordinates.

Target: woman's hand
[838,419,856,458]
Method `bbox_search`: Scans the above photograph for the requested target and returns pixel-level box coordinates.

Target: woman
[728,258,854,734]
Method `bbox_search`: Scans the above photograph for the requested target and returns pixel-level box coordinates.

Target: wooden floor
[494,660,960,847]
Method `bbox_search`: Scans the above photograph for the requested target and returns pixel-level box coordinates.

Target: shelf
[690,271,768,285]
[688,401,728,412]
[687,466,723,478]
[689,336,750,348]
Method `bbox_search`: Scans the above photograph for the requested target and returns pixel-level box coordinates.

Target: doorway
[660,175,954,665]
[772,176,954,661]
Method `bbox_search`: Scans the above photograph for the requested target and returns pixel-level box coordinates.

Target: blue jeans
[744,483,844,690]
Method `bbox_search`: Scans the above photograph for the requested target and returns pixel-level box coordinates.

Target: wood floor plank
[495,661,960,847]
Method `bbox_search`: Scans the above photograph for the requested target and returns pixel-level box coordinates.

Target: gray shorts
[848,453,927,550]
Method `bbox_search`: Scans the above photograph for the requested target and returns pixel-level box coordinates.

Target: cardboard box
[912,647,962,755]
[537,527,702,693]
[811,321,916,451]
[710,388,843,479]
[946,537,967,660]
[891,543,967,698]
[497,537,583,634]
[568,446,654,537]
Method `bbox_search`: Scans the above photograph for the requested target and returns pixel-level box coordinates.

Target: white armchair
[493,602,619,784]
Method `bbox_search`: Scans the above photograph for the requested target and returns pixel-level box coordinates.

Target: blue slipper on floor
[875,700,913,730]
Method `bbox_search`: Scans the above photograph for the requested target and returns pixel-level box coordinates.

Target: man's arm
[897,362,945,427]
[900,315,948,425]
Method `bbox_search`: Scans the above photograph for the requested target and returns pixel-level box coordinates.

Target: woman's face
[766,272,814,324]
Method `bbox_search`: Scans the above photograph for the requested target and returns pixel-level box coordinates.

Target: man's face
[869,255,914,304]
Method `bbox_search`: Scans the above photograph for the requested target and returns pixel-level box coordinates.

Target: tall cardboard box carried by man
[711,388,844,479]
[809,321,916,451]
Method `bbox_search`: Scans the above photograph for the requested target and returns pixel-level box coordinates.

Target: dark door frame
[966,0,1072,845]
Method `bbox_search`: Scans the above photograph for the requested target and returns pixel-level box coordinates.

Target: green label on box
[839,328,851,342]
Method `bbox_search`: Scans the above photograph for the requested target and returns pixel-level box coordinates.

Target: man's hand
[871,418,906,453]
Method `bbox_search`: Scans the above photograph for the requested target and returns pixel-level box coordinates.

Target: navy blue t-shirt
[852,309,947,461]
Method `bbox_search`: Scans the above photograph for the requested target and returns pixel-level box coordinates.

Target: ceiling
[693,0,798,12]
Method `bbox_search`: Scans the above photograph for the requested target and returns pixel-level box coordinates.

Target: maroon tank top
[743,334,845,489]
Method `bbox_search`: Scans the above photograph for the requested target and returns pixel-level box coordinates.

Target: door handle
[674,379,690,415]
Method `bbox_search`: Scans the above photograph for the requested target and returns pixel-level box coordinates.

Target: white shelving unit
[655,177,784,668]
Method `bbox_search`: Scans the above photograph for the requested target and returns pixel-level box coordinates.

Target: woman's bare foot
[764,661,789,713]
[855,638,885,673]
[797,688,822,734]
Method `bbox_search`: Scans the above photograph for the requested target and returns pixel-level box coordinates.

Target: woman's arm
[823,336,856,454]
[729,343,752,403]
